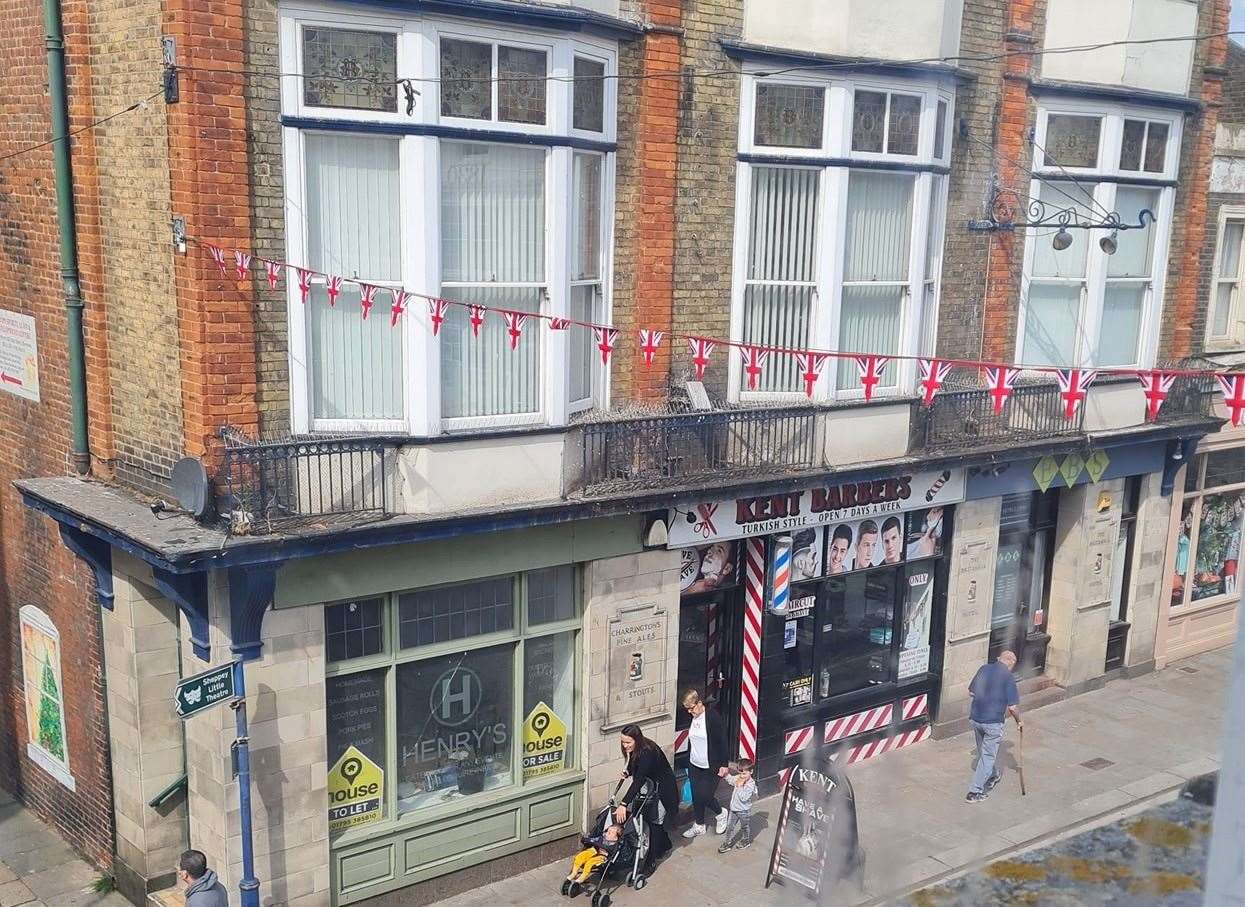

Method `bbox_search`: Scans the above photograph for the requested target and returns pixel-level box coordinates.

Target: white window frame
[729,68,954,403]
[1015,99,1182,370]
[1207,205,1245,349]
[280,2,617,435]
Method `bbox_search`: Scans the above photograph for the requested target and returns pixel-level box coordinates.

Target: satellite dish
[171,457,213,520]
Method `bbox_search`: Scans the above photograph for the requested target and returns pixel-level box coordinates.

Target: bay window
[281,10,616,434]
[731,72,953,401]
[1016,102,1180,369]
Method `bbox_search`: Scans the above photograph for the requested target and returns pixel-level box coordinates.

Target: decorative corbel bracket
[151,568,211,662]
[228,564,282,662]
[58,524,115,610]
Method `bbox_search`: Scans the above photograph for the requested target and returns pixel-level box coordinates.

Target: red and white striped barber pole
[901,694,929,721]
[784,724,815,757]
[823,703,893,745]
[835,724,932,765]
[706,598,720,698]
[739,537,765,760]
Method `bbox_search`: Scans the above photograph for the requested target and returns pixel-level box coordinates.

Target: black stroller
[558,777,656,905]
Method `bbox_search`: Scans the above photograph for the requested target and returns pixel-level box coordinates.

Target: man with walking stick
[965,650,1022,803]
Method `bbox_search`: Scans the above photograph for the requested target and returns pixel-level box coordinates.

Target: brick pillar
[630,2,682,402]
[164,0,260,466]
[980,0,1038,363]
[1163,0,1230,361]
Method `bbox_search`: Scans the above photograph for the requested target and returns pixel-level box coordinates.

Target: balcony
[911,379,1081,452]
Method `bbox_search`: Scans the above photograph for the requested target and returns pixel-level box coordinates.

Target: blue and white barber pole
[768,535,792,616]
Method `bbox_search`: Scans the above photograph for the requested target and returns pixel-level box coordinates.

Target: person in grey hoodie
[178,850,228,907]
[717,758,758,852]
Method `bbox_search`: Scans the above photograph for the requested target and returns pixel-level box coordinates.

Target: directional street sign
[175,663,237,718]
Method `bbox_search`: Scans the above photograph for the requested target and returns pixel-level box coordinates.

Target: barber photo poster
[765,767,835,895]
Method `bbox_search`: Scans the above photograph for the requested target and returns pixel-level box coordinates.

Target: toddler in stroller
[559,779,653,906]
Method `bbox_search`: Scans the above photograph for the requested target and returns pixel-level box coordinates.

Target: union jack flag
[205,244,227,275]
[985,366,1020,415]
[638,330,664,367]
[796,351,831,398]
[503,311,530,350]
[234,250,252,281]
[468,304,485,338]
[263,259,282,291]
[295,268,313,304]
[549,317,571,330]
[739,344,769,390]
[1136,370,1177,422]
[1056,368,1097,421]
[325,275,343,307]
[428,298,449,336]
[593,327,619,366]
[853,355,891,401]
[389,288,409,327]
[918,358,954,406]
[358,283,379,320]
[687,337,717,381]
[1216,373,1245,427]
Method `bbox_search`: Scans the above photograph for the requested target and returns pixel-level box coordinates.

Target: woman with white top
[680,688,729,839]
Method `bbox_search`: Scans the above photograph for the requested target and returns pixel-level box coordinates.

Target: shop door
[675,588,744,756]
[990,491,1057,677]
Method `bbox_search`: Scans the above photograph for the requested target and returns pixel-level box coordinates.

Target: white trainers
[715,811,729,835]
[682,823,706,839]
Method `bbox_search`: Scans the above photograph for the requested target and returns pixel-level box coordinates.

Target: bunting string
[189,236,1241,422]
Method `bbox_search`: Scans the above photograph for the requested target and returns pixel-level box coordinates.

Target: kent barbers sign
[668,468,965,547]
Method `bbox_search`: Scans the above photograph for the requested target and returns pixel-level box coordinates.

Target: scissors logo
[693,503,719,539]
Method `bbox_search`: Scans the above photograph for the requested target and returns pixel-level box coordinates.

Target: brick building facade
[0,1,1235,905]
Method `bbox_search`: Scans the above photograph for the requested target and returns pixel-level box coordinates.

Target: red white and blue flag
[638,330,665,367]
[503,311,530,350]
[428,297,449,336]
[1216,373,1245,427]
[358,283,378,320]
[549,317,571,330]
[325,275,343,307]
[985,366,1020,415]
[467,304,485,338]
[797,351,831,398]
[388,288,409,327]
[740,345,769,390]
[853,355,890,401]
[263,259,282,290]
[1136,370,1177,421]
[918,358,953,406]
[593,327,619,366]
[1056,368,1097,420]
[295,268,313,304]
[206,244,227,275]
[234,250,252,281]
[688,337,717,381]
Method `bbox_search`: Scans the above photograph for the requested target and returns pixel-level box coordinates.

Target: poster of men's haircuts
[680,541,739,596]
[790,526,825,581]
[905,507,946,560]
[898,566,935,679]
[825,516,906,574]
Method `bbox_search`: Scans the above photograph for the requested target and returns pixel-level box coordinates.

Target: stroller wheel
[591,892,601,907]
[598,894,612,907]
[568,881,583,898]
[561,880,571,897]
[634,876,647,891]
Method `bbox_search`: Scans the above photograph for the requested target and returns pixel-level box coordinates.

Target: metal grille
[578,407,819,491]
[913,381,1082,450]
[219,427,392,530]
[1157,373,1217,421]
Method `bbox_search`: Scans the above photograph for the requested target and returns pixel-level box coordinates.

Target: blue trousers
[969,720,1004,793]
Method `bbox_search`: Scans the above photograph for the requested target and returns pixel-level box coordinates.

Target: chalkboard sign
[326,669,386,770]
[765,766,837,894]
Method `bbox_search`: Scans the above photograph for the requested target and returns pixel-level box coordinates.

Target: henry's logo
[430,667,482,727]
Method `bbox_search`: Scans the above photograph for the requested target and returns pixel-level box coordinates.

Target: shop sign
[327,745,384,832]
[1085,449,1110,483]
[765,767,838,894]
[668,468,965,547]
[679,541,740,596]
[786,595,815,620]
[0,309,40,402]
[1059,453,1085,488]
[606,606,668,727]
[783,675,813,708]
[521,702,567,781]
[1032,456,1059,493]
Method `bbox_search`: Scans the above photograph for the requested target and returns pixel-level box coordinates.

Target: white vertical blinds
[570,153,603,408]
[837,171,913,390]
[1099,185,1159,366]
[305,133,405,421]
[742,166,819,392]
[440,142,546,419]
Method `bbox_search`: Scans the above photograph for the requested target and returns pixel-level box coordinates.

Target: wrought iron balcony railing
[911,380,1081,451]
[576,406,821,492]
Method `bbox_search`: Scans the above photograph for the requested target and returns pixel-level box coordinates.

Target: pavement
[436,648,1232,906]
[0,789,128,907]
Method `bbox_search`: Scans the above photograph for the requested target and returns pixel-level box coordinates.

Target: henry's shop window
[323,567,581,839]
[1174,451,1245,608]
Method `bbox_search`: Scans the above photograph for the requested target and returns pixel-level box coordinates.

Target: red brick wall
[0,0,117,870]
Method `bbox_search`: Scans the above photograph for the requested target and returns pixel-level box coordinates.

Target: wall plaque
[948,540,994,642]
[1082,514,1117,606]
[606,605,669,728]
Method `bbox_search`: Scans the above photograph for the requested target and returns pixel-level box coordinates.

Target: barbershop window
[324,565,581,836]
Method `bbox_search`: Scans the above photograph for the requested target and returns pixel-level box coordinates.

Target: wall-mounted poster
[20,606,73,790]
[790,526,825,581]
[905,507,946,560]
[824,515,906,574]
[679,541,739,596]
[899,566,935,679]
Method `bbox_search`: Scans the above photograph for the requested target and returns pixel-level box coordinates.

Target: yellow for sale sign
[521,702,568,781]
[327,746,384,832]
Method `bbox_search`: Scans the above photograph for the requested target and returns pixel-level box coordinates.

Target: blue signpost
[175,660,260,906]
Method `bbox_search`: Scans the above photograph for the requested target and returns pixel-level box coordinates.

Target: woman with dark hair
[613,724,678,866]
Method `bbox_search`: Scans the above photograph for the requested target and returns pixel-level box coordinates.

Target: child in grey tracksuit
[717,759,757,852]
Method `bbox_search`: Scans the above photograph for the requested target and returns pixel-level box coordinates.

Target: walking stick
[1017,722,1026,796]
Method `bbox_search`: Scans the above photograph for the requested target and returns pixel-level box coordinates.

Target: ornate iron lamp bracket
[968,183,1155,233]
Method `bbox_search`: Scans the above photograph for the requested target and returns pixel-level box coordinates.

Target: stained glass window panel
[754,84,824,149]
[1120,119,1146,171]
[887,94,921,156]
[1143,122,1168,173]
[303,27,397,112]
[1044,114,1101,168]
[441,38,492,120]
[573,57,605,132]
[852,90,887,153]
[498,46,547,125]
